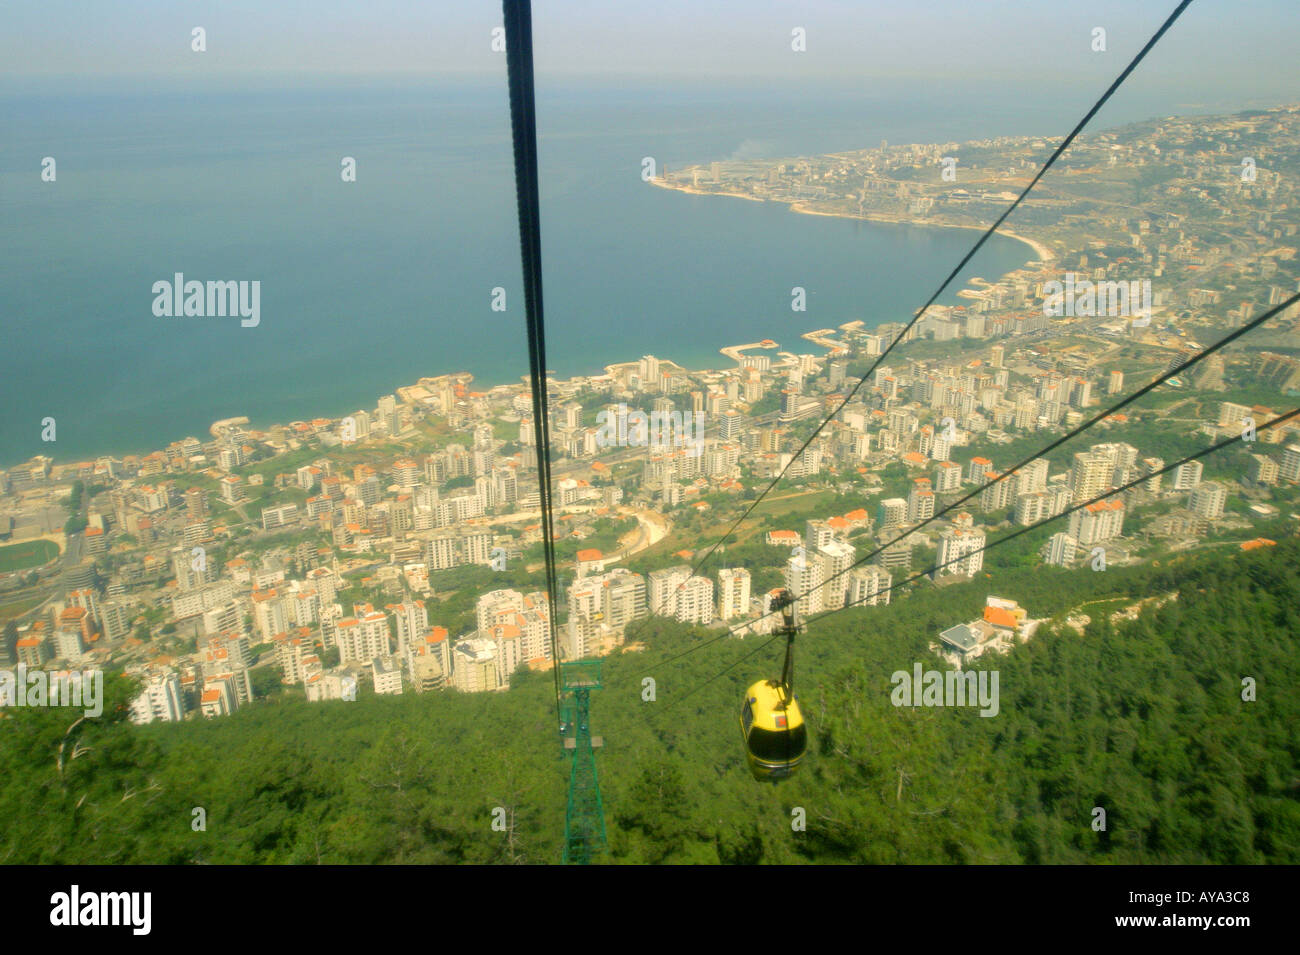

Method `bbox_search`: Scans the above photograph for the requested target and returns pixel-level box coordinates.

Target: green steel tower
[560,660,606,864]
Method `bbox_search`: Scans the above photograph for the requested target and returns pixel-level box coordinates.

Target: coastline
[651,176,1054,265]
[9,182,1049,471]
[647,177,765,203]
[787,200,1055,264]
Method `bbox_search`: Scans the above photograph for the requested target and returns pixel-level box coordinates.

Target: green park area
[0,538,59,573]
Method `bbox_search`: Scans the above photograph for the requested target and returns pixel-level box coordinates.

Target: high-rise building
[476,589,526,637]
[1071,450,1113,504]
[784,551,824,619]
[718,409,741,441]
[674,576,715,626]
[372,656,404,696]
[805,519,835,552]
[1138,456,1165,494]
[908,481,935,521]
[252,590,287,642]
[129,671,185,724]
[66,588,100,628]
[100,600,131,642]
[568,568,647,636]
[1015,458,1050,496]
[934,460,962,493]
[1014,491,1051,527]
[917,425,934,458]
[453,638,500,693]
[934,528,986,579]
[378,394,400,434]
[639,355,661,392]
[185,486,208,519]
[408,628,450,692]
[1246,454,1278,487]
[876,539,913,571]
[1280,444,1300,484]
[391,458,421,488]
[1172,459,1204,491]
[1188,481,1227,520]
[717,567,752,622]
[847,565,891,607]
[1217,401,1252,431]
[827,359,846,389]
[1068,499,1125,545]
[967,457,994,485]
[172,545,216,592]
[648,566,692,617]
[335,611,391,665]
[878,498,907,529]
[1046,532,1077,567]
[52,625,86,663]
[979,473,1014,512]
[816,541,855,610]
[388,601,428,657]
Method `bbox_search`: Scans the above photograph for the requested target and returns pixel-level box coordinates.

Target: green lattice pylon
[560,660,606,864]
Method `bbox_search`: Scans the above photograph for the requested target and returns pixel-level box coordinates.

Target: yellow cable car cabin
[740,678,806,781]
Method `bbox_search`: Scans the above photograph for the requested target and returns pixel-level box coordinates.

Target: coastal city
[2,104,1298,725]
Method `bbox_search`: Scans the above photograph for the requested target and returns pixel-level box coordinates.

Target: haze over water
[0,77,1213,465]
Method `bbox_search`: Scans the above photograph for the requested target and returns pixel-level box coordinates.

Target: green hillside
[2,539,1297,864]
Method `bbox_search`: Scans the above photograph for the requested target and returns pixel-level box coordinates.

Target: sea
[0,74,1232,466]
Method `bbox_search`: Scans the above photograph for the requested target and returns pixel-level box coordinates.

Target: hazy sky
[1,0,1296,105]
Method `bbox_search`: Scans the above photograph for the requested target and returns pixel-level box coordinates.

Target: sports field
[0,538,59,573]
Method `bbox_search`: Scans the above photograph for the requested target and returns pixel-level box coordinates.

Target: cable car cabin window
[748,724,806,763]
[742,700,754,734]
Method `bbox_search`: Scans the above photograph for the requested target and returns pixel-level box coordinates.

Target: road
[605,507,670,561]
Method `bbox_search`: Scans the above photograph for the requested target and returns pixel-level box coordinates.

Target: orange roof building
[1241,538,1276,551]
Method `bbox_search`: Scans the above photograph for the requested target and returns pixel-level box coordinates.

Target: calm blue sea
[0,75,1192,466]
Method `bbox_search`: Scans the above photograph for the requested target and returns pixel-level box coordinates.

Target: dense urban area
[3,104,1298,733]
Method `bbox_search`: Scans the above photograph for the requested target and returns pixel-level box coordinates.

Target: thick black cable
[503,0,564,716]
[643,287,1298,678]
[623,0,1195,648]
[800,405,1300,633]
[855,288,1300,571]
[653,633,782,718]
[651,405,1298,717]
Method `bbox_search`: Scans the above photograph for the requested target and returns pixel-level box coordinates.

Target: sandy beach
[648,177,764,202]
[787,201,1054,264]
[650,175,1054,266]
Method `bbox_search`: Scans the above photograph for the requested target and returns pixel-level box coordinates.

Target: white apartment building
[817,541,856,611]
[648,565,692,617]
[1046,532,1077,567]
[717,567,752,621]
[847,565,891,607]
[1188,481,1227,520]
[1068,498,1125,545]
[934,528,986,579]
[934,460,963,493]
[388,600,429,656]
[1280,444,1300,484]
[252,589,288,641]
[1071,450,1113,504]
[1172,459,1204,491]
[784,552,824,619]
[371,656,404,696]
[336,611,391,665]
[129,671,185,724]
